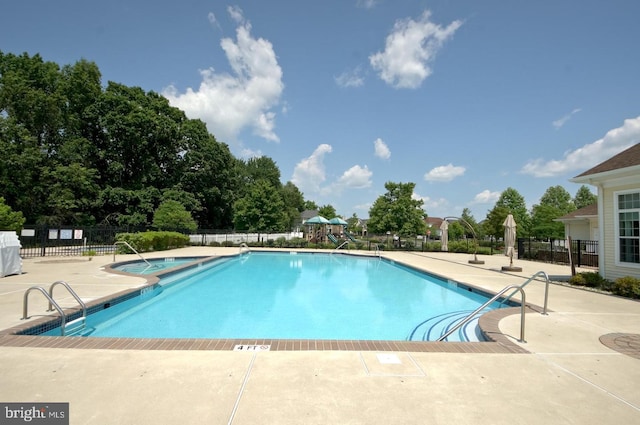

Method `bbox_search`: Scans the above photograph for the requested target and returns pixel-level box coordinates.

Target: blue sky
[2,0,640,220]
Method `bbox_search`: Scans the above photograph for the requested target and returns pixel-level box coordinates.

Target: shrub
[580,272,608,288]
[115,231,189,253]
[612,276,640,299]
[221,241,235,247]
[209,241,221,247]
[568,274,587,286]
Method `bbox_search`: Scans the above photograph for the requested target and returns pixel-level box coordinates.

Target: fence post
[576,239,582,268]
[40,226,47,257]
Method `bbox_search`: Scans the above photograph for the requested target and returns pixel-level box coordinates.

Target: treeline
[0,52,306,231]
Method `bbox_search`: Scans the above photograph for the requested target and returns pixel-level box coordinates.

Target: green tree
[280,182,305,230]
[233,180,286,232]
[494,187,530,237]
[460,207,481,238]
[530,204,564,239]
[368,182,427,236]
[574,185,597,209]
[483,205,510,239]
[318,204,337,219]
[0,197,26,232]
[303,200,318,211]
[530,185,574,239]
[240,156,282,191]
[346,213,362,234]
[42,164,100,225]
[152,200,197,232]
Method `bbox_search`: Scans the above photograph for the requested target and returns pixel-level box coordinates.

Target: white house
[570,143,640,280]
[555,203,598,241]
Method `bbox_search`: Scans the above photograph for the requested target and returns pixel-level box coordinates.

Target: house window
[617,192,640,264]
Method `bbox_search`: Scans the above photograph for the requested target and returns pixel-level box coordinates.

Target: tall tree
[280,181,305,230]
[233,180,286,232]
[574,185,597,209]
[494,187,530,237]
[318,204,337,219]
[531,185,575,239]
[367,182,426,236]
[482,205,510,239]
[460,207,481,238]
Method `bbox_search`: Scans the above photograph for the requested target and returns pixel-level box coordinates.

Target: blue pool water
[112,257,201,274]
[50,252,506,341]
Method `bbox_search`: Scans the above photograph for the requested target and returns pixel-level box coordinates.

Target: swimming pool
[111,257,204,274]
[44,252,508,342]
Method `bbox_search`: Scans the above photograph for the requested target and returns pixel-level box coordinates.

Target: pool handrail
[48,280,87,321]
[22,286,67,336]
[113,241,152,267]
[239,243,250,254]
[333,241,350,252]
[437,284,527,343]
[498,270,550,315]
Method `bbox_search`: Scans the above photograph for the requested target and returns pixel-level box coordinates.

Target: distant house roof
[572,143,640,183]
[555,203,597,222]
[425,217,443,227]
[300,210,318,221]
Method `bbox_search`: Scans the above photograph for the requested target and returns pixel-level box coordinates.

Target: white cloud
[336,165,373,189]
[163,7,284,145]
[424,163,466,182]
[552,108,582,129]
[357,0,379,9]
[291,144,333,193]
[227,5,244,24]
[335,67,365,88]
[373,138,391,159]
[521,115,640,177]
[369,10,462,89]
[471,190,500,204]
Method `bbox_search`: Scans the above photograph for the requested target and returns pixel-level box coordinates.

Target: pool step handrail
[113,241,152,267]
[48,280,87,321]
[437,285,527,343]
[498,270,550,315]
[22,286,67,336]
[239,243,250,254]
[333,240,350,252]
[23,281,88,336]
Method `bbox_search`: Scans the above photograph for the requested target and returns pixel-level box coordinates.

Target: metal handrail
[113,241,151,267]
[48,281,87,320]
[498,271,550,315]
[373,244,381,257]
[437,285,527,343]
[239,242,250,254]
[22,286,68,336]
[334,241,350,251]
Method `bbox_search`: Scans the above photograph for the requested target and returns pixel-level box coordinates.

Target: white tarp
[0,231,22,277]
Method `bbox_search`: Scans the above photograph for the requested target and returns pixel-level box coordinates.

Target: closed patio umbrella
[502,214,521,271]
[440,220,449,251]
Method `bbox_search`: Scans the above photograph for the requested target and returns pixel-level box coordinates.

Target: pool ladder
[113,241,152,267]
[437,270,552,342]
[22,281,87,336]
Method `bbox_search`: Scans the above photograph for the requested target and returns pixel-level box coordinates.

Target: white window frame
[614,189,640,268]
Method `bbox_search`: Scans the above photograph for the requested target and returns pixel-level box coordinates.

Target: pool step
[64,316,86,336]
[407,310,488,342]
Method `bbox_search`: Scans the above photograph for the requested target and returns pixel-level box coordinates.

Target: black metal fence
[518,238,598,268]
[18,226,145,258]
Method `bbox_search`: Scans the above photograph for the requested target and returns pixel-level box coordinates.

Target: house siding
[603,184,640,281]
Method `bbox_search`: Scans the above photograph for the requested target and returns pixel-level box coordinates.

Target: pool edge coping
[0,251,533,354]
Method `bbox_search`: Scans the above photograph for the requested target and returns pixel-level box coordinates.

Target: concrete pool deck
[0,247,639,424]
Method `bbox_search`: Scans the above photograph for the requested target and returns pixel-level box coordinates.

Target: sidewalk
[0,248,638,424]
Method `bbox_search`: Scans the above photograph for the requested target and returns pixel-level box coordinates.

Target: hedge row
[569,272,640,299]
[115,231,189,253]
